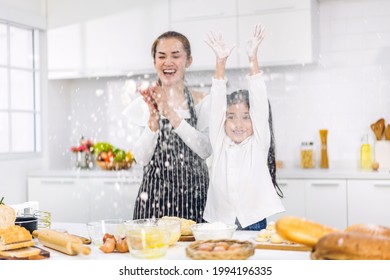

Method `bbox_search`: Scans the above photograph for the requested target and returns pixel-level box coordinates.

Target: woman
[125,31,211,223]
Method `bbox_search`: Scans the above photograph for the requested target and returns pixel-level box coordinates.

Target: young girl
[203,24,285,230]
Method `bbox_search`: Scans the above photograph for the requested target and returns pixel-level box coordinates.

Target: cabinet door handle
[263,59,298,66]
[310,183,340,187]
[252,6,295,14]
[103,181,134,186]
[374,183,390,188]
[278,182,288,187]
[41,180,75,185]
[183,12,225,20]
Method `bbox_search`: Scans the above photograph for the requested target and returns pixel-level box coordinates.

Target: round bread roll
[255,230,270,242]
[266,221,275,231]
[345,224,390,239]
[270,233,284,244]
[275,216,339,247]
[311,232,390,260]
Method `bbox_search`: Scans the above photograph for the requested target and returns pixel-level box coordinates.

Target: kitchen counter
[28,165,143,178]
[28,164,390,180]
[35,223,310,260]
[277,167,390,180]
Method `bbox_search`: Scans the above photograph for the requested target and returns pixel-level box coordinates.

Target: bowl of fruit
[93,142,134,170]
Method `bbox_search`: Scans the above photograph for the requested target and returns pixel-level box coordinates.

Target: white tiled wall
[49,0,390,169]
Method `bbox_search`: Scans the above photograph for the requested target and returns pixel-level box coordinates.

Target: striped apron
[133,88,209,223]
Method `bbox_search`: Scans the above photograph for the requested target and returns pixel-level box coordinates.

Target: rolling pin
[32,229,91,255]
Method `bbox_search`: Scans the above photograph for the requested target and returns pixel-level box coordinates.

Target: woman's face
[154,38,191,87]
[225,102,253,144]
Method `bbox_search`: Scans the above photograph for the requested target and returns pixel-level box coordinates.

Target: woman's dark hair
[227,90,283,198]
[151,31,192,60]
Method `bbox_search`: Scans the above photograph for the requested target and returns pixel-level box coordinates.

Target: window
[0,21,40,155]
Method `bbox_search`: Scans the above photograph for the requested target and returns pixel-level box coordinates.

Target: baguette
[311,232,390,260]
[345,224,390,239]
[275,216,339,247]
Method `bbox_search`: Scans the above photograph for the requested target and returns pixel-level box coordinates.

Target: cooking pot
[15,215,38,234]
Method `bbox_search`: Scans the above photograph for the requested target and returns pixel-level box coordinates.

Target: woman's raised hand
[205,31,235,61]
[139,82,159,114]
[246,24,265,60]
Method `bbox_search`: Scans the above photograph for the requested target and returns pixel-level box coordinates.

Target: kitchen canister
[300,142,315,169]
[374,141,390,170]
[319,129,329,168]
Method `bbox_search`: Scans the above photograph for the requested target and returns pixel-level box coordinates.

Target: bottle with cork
[360,134,372,170]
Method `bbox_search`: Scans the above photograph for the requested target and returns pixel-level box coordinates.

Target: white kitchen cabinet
[237,0,317,67]
[28,177,89,223]
[87,179,139,221]
[28,175,141,223]
[47,0,169,79]
[170,0,239,70]
[304,179,347,229]
[268,178,347,229]
[348,180,390,227]
[268,179,305,222]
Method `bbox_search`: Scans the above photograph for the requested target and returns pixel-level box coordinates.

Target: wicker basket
[95,160,132,170]
[186,239,255,260]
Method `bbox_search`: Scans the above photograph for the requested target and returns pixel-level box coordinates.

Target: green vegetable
[93,142,113,156]
[0,197,4,205]
[114,149,126,162]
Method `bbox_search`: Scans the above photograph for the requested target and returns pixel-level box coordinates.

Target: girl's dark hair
[151,31,192,60]
[227,90,283,198]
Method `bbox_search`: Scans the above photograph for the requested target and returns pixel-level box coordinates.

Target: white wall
[0,0,48,204]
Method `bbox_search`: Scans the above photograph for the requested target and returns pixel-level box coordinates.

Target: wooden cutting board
[0,246,50,260]
[255,242,311,251]
[179,235,195,242]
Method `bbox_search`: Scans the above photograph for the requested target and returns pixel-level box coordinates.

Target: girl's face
[154,38,192,87]
[225,102,253,144]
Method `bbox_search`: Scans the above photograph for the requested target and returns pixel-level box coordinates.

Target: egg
[197,242,215,251]
[372,162,379,171]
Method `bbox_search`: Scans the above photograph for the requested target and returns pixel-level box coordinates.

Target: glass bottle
[360,134,372,170]
[300,142,314,169]
[319,129,329,168]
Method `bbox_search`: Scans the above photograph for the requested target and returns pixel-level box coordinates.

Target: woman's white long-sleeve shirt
[203,73,285,228]
[123,95,212,166]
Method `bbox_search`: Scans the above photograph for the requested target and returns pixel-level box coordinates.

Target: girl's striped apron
[133,88,209,223]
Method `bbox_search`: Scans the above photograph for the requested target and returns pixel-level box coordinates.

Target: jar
[300,142,314,169]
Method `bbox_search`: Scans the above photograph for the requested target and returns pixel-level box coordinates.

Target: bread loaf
[311,232,390,260]
[345,224,390,239]
[275,216,339,247]
[0,198,16,228]
[0,225,32,245]
[0,246,41,258]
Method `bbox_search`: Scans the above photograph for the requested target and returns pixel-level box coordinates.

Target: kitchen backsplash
[47,0,390,169]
